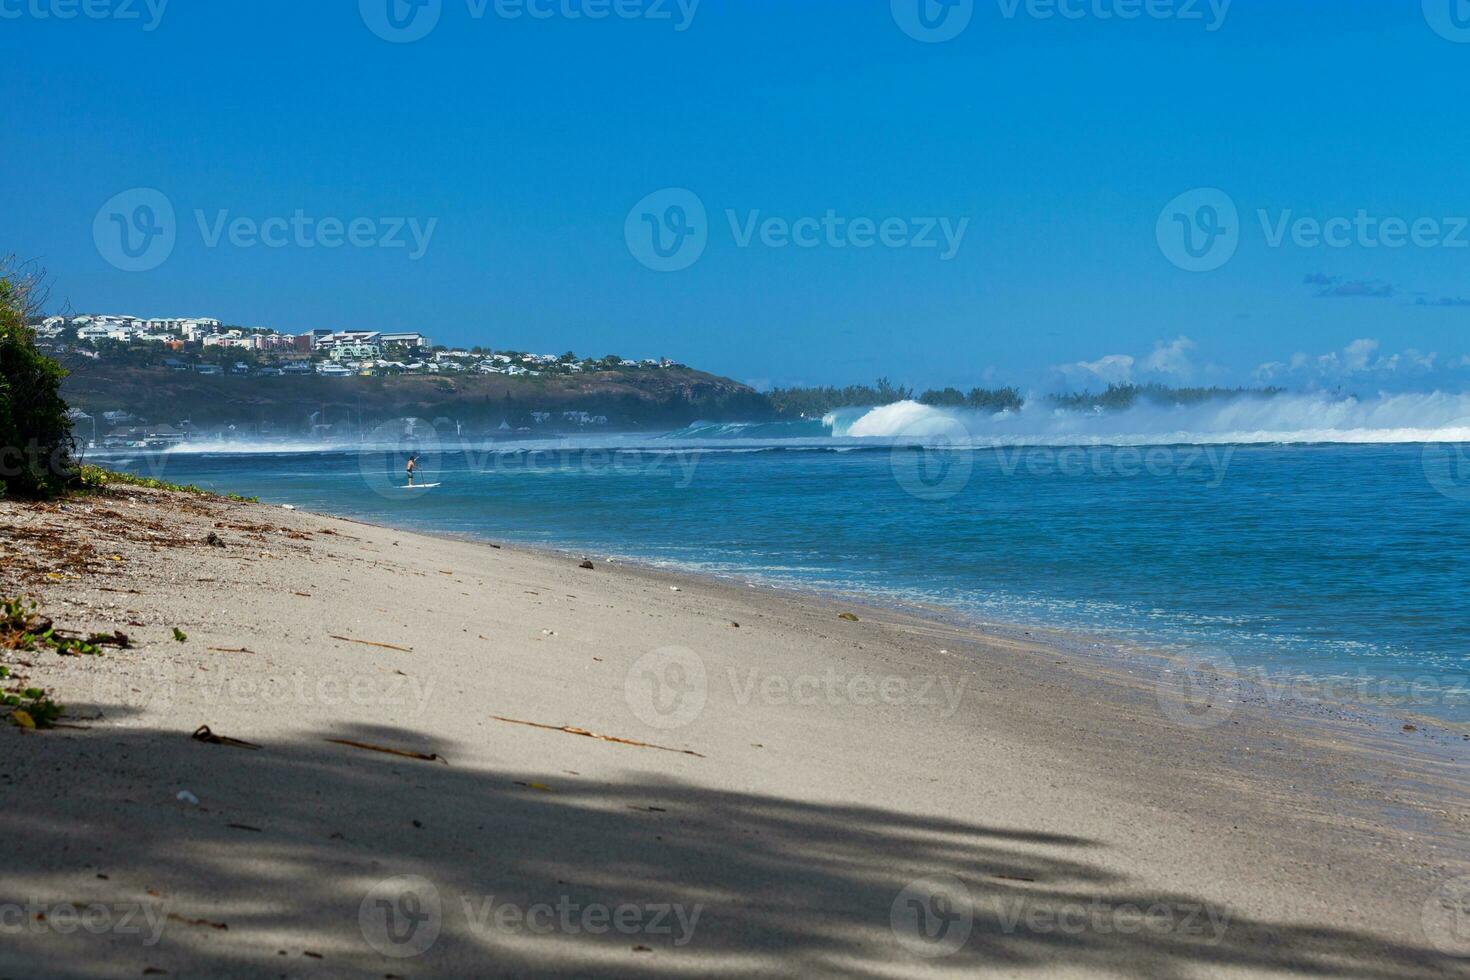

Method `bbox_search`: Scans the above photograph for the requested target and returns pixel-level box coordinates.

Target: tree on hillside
[0,260,74,498]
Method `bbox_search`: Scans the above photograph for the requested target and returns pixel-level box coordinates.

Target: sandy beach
[1,484,1467,979]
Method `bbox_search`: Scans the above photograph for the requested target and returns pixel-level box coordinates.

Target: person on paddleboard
[406,454,418,487]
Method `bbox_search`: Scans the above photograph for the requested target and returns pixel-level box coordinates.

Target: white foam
[836,392,1470,446]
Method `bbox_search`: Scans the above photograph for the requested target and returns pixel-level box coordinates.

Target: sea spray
[841,392,1470,446]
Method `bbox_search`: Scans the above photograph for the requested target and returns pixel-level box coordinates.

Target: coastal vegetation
[1047,382,1286,412]
[765,379,914,417]
[75,464,257,503]
[0,264,73,499]
[60,358,770,436]
[764,379,1024,417]
[918,386,1026,413]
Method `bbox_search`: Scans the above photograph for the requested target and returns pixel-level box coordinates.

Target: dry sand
[0,486,1466,978]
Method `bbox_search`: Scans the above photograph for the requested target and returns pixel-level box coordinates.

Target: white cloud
[1055,353,1134,387]
[1254,360,1286,382]
[1054,336,1200,388]
[1406,349,1437,371]
[1342,338,1380,372]
[1143,336,1196,379]
[1068,338,1456,393]
[1260,338,1443,385]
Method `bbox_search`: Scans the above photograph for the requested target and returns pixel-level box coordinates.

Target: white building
[181,319,222,341]
[330,342,381,362]
[77,324,134,342]
[315,330,381,350]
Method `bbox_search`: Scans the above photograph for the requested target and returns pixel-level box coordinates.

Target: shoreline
[332,507,1470,750]
[2,487,1467,976]
[99,444,1470,733]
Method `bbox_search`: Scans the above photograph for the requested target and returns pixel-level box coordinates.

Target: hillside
[59,359,769,435]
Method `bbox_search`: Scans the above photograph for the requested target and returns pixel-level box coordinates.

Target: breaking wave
[832,391,1470,447]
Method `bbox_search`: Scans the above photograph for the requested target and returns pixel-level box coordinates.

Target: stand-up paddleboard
[399,483,442,490]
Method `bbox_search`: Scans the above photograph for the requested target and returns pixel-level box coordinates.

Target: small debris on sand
[491,716,705,758]
[191,725,261,751]
[325,738,447,765]
[329,635,413,653]
[168,913,228,931]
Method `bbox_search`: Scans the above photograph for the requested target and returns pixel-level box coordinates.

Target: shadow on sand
[1,711,1464,978]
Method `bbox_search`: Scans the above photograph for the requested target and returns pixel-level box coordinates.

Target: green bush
[74,463,258,503]
[0,274,74,499]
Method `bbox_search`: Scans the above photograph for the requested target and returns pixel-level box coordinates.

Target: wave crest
[837,392,1470,446]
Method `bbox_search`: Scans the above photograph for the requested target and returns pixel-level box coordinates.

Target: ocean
[101,395,1470,723]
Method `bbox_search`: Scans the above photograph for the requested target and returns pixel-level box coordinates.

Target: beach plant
[0,598,69,729]
[1,596,105,657]
[0,595,41,649]
[0,262,74,499]
[75,464,257,503]
[4,687,63,729]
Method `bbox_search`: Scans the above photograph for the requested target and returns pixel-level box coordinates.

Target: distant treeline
[765,379,914,417]
[1046,383,1284,412]
[767,380,1281,417]
[767,379,1025,417]
[916,387,1026,412]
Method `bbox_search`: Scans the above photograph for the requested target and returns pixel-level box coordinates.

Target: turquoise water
[104,419,1470,722]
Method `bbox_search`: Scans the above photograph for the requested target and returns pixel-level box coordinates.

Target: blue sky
[7,0,1470,392]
